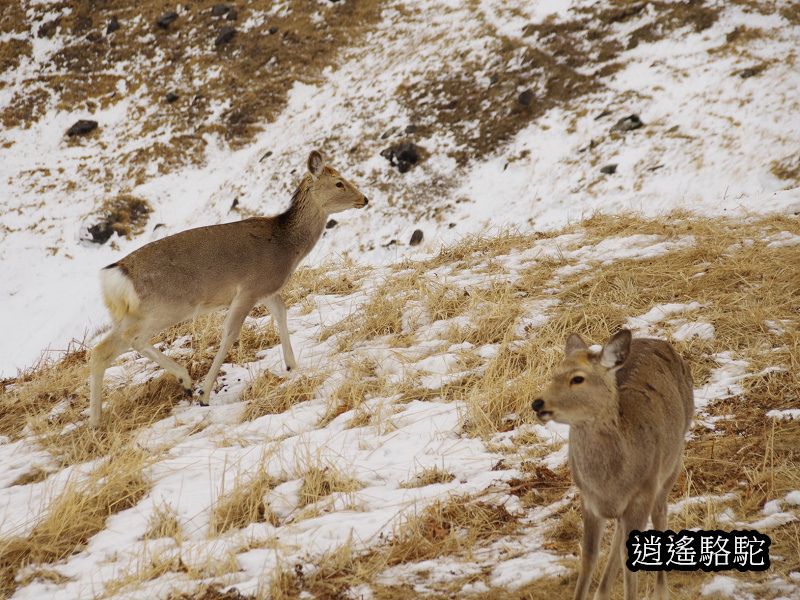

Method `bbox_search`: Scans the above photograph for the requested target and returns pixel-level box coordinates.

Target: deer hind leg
[89,326,131,428]
[122,322,193,398]
[198,298,253,405]
[573,503,605,600]
[651,468,679,600]
[263,294,297,371]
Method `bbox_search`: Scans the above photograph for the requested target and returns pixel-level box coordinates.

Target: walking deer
[89,150,368,428]
[531,330,694,600]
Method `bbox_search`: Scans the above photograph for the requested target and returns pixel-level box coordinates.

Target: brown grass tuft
[0,448,153,598]
[298,463,363,510]
[240,372,327,423]
[210,470,280,536]
[399,465,456,489]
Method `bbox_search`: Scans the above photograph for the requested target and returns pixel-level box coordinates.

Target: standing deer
[531,330,694,600]
[89,150,368,428]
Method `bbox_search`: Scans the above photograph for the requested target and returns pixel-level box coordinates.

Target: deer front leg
[264,294,297,371]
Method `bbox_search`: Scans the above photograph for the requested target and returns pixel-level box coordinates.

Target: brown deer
[89,151,368,427]
[531,330,694,600]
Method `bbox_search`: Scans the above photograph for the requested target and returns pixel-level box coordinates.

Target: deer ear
[600,330,631,369]
[308,151,325,180]
[565,333,589,356]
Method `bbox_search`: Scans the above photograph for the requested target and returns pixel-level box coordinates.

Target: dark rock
[381,127,396,140]
[326,219,338,229]
[405,124,417,134]
[226,9,238,21]
[166,91,179,103]
[86,31,103,43]
[106,17,120,35]
[269,26,279,34]
[409,229,424,246]
[37,18,60,39]
[594,109,612,120]
[444,99,458,110]
[600,164,618,175]
[67,120,98,137]
[215,25,236,46]
[610,114,643,133]
[579,138,602,153]
[737,66,763,78]
[381,141,420,173]
[518,89,534,106]
[489,73,499,86]
[230,197,239,210]
[87,222,114,244]
[211,4,230,16]
[157,12,179,29]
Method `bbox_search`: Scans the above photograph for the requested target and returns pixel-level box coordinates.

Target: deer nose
[531,399,544,412]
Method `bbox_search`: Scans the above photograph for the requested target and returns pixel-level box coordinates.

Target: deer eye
[570,376,585,385]
[336,182,344,188]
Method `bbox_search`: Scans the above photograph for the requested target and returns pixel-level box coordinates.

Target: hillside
[1,1,800,599]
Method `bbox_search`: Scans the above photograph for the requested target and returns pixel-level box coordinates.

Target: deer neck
[276,177,328,259]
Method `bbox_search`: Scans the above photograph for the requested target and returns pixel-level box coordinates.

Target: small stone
[210,4,230,16]
[87,222,113,244]
[381,141,420,173]
[166,91,179,103]
[157,12,179,29]
[269,26,279,34]
[737,66,763,78]
[215,25,236,46]
[410,229,424,246]
[37,19,60,39]
[600,164,618,175]
[610,114,643,133]
[381,127,396,140]
[518,89,534,106]
[226,8,238,21]
[326,219,338,229]
[106,16,120,35]
[67,119,98,137]
[594,109,612,120]
[230,197,239,210]
[86,31,103,43]
[405,124,417,134]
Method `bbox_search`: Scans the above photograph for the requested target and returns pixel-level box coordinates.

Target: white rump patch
[100,266,141,320]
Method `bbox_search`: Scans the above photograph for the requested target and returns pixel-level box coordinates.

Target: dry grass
[210,470,281,536]
[2,0,385,185]
[145,502,183,542]
[87,194,152,244]
[297,462,363,511]
[153,310,282,380]
[282,258,366,308]
[2,211,799,598]
[399,465,456,489]
[321,275,416,352]
[318,358,387,428]
[0,448,153,598]
[240,372,327,423]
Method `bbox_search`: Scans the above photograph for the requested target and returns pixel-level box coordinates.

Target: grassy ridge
[1,211,798,599]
